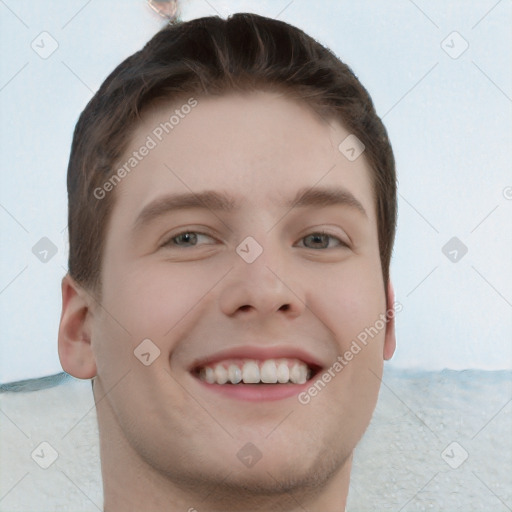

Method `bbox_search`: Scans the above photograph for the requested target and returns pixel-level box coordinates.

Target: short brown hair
[67,12,396,299]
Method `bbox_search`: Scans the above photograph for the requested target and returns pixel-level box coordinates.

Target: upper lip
[189,345,325,372]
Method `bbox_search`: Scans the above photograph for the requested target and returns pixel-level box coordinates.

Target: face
[65,90,395,500]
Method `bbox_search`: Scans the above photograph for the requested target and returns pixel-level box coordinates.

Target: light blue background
[1,0,511,383]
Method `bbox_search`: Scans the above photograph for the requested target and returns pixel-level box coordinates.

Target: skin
[58,90,396,512]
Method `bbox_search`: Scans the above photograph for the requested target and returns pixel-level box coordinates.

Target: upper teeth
[198,359,311,385]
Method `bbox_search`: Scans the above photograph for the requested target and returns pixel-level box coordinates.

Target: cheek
[318,260,386,411]
[102,261,217,338]
[92,264,206,411]
[310,257,386,345]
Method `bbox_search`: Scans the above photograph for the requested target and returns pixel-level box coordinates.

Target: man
[58,12,397,512]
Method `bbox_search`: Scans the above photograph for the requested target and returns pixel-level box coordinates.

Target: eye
[297,231,349,250]
[160,229,349,251]
[161,231,216,248]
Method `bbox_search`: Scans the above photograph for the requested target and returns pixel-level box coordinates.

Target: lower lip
[193,376,314,402]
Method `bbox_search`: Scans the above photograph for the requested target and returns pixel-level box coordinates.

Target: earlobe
[383,279,397,361]
[57,274,97,380]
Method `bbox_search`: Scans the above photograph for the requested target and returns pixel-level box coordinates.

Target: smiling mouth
[191,358,321,385]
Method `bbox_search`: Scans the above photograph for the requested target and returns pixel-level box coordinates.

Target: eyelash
[161,230,349,250]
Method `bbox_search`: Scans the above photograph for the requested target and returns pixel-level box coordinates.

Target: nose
[218,239,305,320]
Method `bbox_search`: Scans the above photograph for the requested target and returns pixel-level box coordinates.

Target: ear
[383,279,396,361]
[57,274,97,379]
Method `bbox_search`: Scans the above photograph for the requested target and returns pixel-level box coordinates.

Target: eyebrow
[133,186,367,232]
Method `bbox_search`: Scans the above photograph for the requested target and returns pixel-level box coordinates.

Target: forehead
[113,90,376,223]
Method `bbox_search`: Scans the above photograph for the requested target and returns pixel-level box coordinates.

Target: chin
[205,440,346,496]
